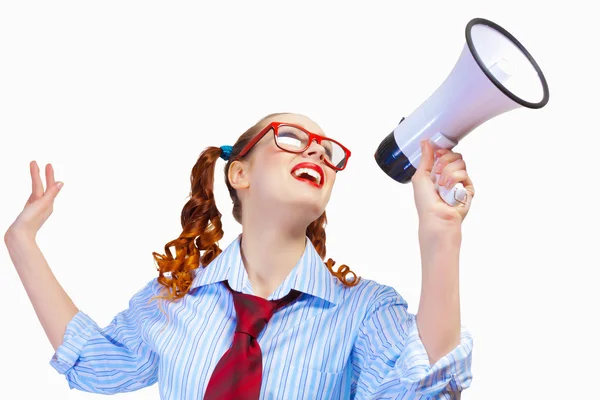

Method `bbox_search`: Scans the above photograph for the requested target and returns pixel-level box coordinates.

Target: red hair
[151,113,360,302]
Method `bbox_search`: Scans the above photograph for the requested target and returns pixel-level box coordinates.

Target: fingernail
[57,182,64,190]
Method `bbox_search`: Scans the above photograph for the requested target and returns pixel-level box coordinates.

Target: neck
[240,210,309,299]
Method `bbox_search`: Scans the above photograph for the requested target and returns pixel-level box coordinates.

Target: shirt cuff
[396,314,474,396]
[49,310,99,375]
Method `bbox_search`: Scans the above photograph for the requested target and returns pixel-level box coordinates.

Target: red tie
[204,281,302,400]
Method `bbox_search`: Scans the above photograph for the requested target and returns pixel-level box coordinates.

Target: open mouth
[291,163,324,189]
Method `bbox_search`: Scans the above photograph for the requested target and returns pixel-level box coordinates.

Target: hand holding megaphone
[375,17,549,206]
[411,139,474,224]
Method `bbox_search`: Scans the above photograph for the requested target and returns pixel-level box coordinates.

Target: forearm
[4,229,79,351]
[416,227,462,366]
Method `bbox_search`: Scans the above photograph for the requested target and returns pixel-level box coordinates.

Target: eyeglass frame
[235,121,352,171]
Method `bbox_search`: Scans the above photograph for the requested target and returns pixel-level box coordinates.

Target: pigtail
[151,146,225,303]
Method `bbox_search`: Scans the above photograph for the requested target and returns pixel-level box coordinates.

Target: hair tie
[220,145,233,161]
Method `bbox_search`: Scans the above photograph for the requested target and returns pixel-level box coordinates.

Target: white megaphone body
[375,17,549,206]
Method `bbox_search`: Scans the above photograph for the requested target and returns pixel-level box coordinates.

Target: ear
[228,160,251,190]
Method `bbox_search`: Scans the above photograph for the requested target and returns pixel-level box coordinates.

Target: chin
[291,196,326,214]
[262,179,329,216]
[299,200,328,223]
[274,192,326,221]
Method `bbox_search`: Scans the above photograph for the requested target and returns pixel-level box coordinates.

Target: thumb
[416,140,435,176]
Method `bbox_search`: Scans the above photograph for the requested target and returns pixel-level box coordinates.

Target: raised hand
[411,140,475,230]
[6,161,64,240]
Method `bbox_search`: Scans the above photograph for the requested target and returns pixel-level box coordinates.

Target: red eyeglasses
[236,122,352,171]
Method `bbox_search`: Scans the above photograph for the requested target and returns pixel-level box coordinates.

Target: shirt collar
[189,234,345,305]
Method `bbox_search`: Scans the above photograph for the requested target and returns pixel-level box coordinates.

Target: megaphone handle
[432,157,468,206]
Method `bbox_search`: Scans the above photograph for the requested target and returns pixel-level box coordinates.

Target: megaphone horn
[375,17,550,206]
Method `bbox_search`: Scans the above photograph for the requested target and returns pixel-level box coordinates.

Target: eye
[276,127,307,149]
[278,135,303,148]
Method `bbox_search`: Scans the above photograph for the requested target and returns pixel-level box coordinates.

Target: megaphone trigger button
[453,188,468,205]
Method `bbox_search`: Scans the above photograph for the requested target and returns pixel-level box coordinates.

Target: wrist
[418,221,462,241]
[4,226,36,245]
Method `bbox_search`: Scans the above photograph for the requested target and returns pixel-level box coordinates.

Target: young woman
[5,112,475,399]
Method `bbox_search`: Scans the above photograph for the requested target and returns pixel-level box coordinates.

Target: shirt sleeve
[350,284,473,399]
[49,278,162,394]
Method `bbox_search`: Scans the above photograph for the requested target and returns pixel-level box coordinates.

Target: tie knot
[225,282,301,339]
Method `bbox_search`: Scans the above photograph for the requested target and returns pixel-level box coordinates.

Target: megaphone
[375,17,549,206]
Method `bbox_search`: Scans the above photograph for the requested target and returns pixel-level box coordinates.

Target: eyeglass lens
[275,125,347,169]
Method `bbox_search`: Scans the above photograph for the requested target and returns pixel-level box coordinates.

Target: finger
[441,169,474,192]
[416,140,435,175]
[30,161,44,198]
[434,148,452,160]
[430,148,450,182]
[438,159,467,187]
[45,163,56,194]
[433,152,463,174]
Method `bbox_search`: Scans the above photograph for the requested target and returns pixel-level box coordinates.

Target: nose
[304,139,326,160]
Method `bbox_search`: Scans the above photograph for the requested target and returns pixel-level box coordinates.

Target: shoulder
[136,276,163,296]
[126,276,166,307]
[344,275,408,305]
[337,276,409,320]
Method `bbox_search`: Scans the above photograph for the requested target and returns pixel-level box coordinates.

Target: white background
[1,1,598,399]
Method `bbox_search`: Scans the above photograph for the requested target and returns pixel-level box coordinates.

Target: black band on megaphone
[374,126,416,184]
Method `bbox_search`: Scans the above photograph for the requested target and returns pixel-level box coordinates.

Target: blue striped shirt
[50,234,473,399]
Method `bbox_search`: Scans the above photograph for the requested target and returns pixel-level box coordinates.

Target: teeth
[293,168,321,185]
